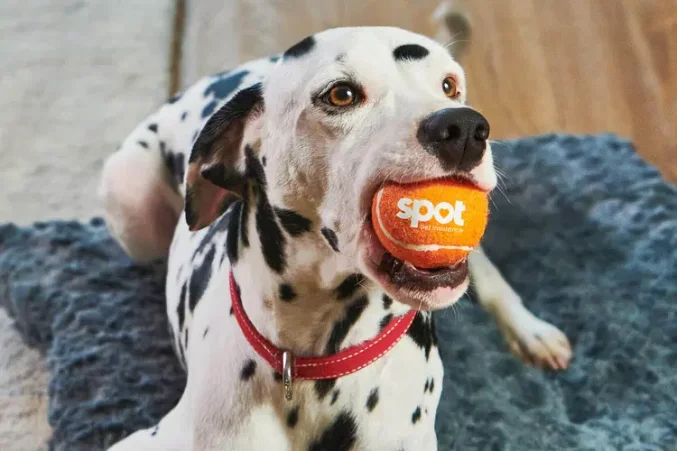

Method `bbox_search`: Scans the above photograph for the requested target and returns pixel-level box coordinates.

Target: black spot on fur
[393,44,429,61]
[412,406,422,424]
[275,208,312,236]
[168,92,182,103]
[283,36,315,59]
[314,379,337,401]
[261,156,267,166]
[202,100,218,119]
[200,164,246,191]
[308,411,357,451]
[189,83,263,165]
[147,123,158,133]
[194,206,234,260]
[379,313,394,332]
[151,425,159,436]
[366,388,379,412]
[188,246,216,312]
[203,327,209,338]
[326,296,369,354]
[321,227,340,252]
[255,188,286,274]
[226,201,243,264]
[239,190,250,248]
[245,145,266,186]
[382,295,393,309]
[181,111,188,121]
[335,274,365,300]
[273,371,283,382]
[204,162,229,193]
[407,312,437,360]
[287,405,300,428]
[278,283,296,302]
[177,283,187,332]
[174,152,186,182]
[331,389,340,405]
[164,153,183,185]
[158,142,186,188]
[269,56,280,63]
[204,70,249,100]
[184,327,189,350]
[137,140,148,149]
[429,378,435,393]
[424,379,429,393]
[240,359,257,381]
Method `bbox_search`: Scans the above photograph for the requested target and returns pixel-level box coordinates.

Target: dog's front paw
[498,308,572,371]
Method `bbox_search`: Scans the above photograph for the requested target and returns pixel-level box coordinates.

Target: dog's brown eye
[442,76,459,98]
[326,84,358,107]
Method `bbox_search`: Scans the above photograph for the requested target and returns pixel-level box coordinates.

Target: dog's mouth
[354,167,494,310]
[358,215,470,311]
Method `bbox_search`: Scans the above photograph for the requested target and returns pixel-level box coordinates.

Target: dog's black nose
[416,107,490,171]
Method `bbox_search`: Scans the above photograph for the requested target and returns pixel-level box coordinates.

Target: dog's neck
[229,185,411,359]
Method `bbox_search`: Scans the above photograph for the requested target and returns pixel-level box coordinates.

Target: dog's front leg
[468,246,572,370]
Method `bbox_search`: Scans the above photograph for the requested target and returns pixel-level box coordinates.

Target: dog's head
[185,27,497,311]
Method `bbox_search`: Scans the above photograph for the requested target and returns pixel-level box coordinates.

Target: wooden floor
[454,0,677,182]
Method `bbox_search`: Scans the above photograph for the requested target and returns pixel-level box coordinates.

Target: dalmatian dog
[99,26,572,451]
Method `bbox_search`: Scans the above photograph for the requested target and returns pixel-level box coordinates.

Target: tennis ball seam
[375,190,475,253]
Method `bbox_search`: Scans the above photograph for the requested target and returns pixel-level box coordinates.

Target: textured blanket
[1,134,675,450]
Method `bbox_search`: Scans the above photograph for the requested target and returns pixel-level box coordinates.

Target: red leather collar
[229,271,416,399]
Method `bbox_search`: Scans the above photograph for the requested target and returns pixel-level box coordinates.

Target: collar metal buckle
[282,351,293,401]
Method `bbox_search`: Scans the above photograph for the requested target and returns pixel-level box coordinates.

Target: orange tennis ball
[371,179,489,268]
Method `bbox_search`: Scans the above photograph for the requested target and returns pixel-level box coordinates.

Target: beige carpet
[0,310,50,451]
[0,0,173,225]
[0,0,173,449]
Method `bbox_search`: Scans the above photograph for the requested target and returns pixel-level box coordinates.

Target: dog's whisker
[488,139,509,148]
[444,39,472,52]
[494,166,509,181]
[492,182,512,206]
[445,30,465,42]
[442,28,472,51]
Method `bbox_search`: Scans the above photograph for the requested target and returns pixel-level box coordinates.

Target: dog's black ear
[185,83,264,231]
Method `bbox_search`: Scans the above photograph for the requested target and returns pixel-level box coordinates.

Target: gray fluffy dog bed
[1,134,676,450]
